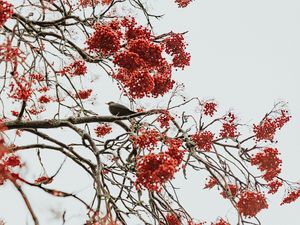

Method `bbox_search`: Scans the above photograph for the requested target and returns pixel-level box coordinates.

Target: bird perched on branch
[106,101,136,116]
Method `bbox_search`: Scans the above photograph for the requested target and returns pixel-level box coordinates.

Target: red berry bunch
[164,213,181,225]
[165,33,191,69]
[165,138,185,166]
[0,0,13,27]
[121,17,151,41]
[253,110,291,142]
[237,191,268,217]
[75,89,92,100]
[174,0,193,8]
[38,95,52,104]
[267,179,283,194]
[220,184,238,199]
[79,0,112,7]
[211,218,230,225]
[35,176,53,185]
[219,113,239,139]
[0,149,22,185]
[86,21,122,57]
[191,131,214,151]
[0,40,25,64]
[59,60,87,77]
[281,189,300,205]
[204,177,218,189]
[107,17,190,99]
[203,101,217,117]
[9,76,33,102]
[135,152,178,192]
[131,128,160,150]
[94,124,112,137]
[157,110,174,129]
[251,148,282,182]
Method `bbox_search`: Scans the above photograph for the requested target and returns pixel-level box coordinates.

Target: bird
[106,101,136,116]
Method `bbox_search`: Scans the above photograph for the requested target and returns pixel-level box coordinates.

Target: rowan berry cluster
[253,110,291,142]
[35,176,53,185]
[87,21,122,57]
[0,146,21,185]
[281,189,300,205]
[202,101,217,117]
[0,0,13,27]
[164,213,181,225]
[204,177,218,189]
[75,89,93,99]
[131,128,160,150]
[165,138,185,166]
[267,179,283,194]
[191,131,214,151]
[135,152,179,192]
[9,76,33,102]
[211,218,230,225]
[250,148,282,182]
[219,113,239,139]
[79,0,112,7]
[175,0,193,8]
[38,95,52,104]
[0,40,25,65]
[94,124,112,137]
[164,33,191,69]
[86,17,190,98]
[221,184,238,199]
[59,60,87,77]
[237,191,268,217]
[157,110,174,128]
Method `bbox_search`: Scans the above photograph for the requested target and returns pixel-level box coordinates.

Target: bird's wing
[113,103,135,112]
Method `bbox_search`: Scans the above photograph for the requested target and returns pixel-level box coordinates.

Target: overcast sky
[1,1,300,224]
[152,0,300,224]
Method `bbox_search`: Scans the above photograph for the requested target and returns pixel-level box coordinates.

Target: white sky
[151,0,300,224]
[1,0,300,224]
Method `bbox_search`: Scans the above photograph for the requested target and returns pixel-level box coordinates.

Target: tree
[0,0,299,224]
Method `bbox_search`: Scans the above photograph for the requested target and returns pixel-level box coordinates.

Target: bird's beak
[105,102,109,105]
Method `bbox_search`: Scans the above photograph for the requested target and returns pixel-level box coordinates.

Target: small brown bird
[106,101,136,116]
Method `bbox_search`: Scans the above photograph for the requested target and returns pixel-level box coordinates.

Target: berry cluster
[220,184,238,199]
[0,0,13,27]
[35,176,53,185]
[157,110,174,128]
[135,152,178,192]
[131,128,160,150]
[211,218,230,225]
[202,101,217,117]
[204,177,218,189]
[0,40,25,65]
[191,131,214,151]
[86,17,190,98]
[175,0,193,8]
[0,146,21,185]
[86,21,122,57]
[94,124,112,137]
[9,76,33,102]
[219,113,239,139]
[75,89,92,99]
[253,110,291,142]
[281,189,300,205]
[59,60,87,77]
[164,213,181,225]
[250,148,282,182]
[79,0,112,7]
[165,138,185,166]
[165,33,191,69]
[237,191,268,217]
[267,179,283,194]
